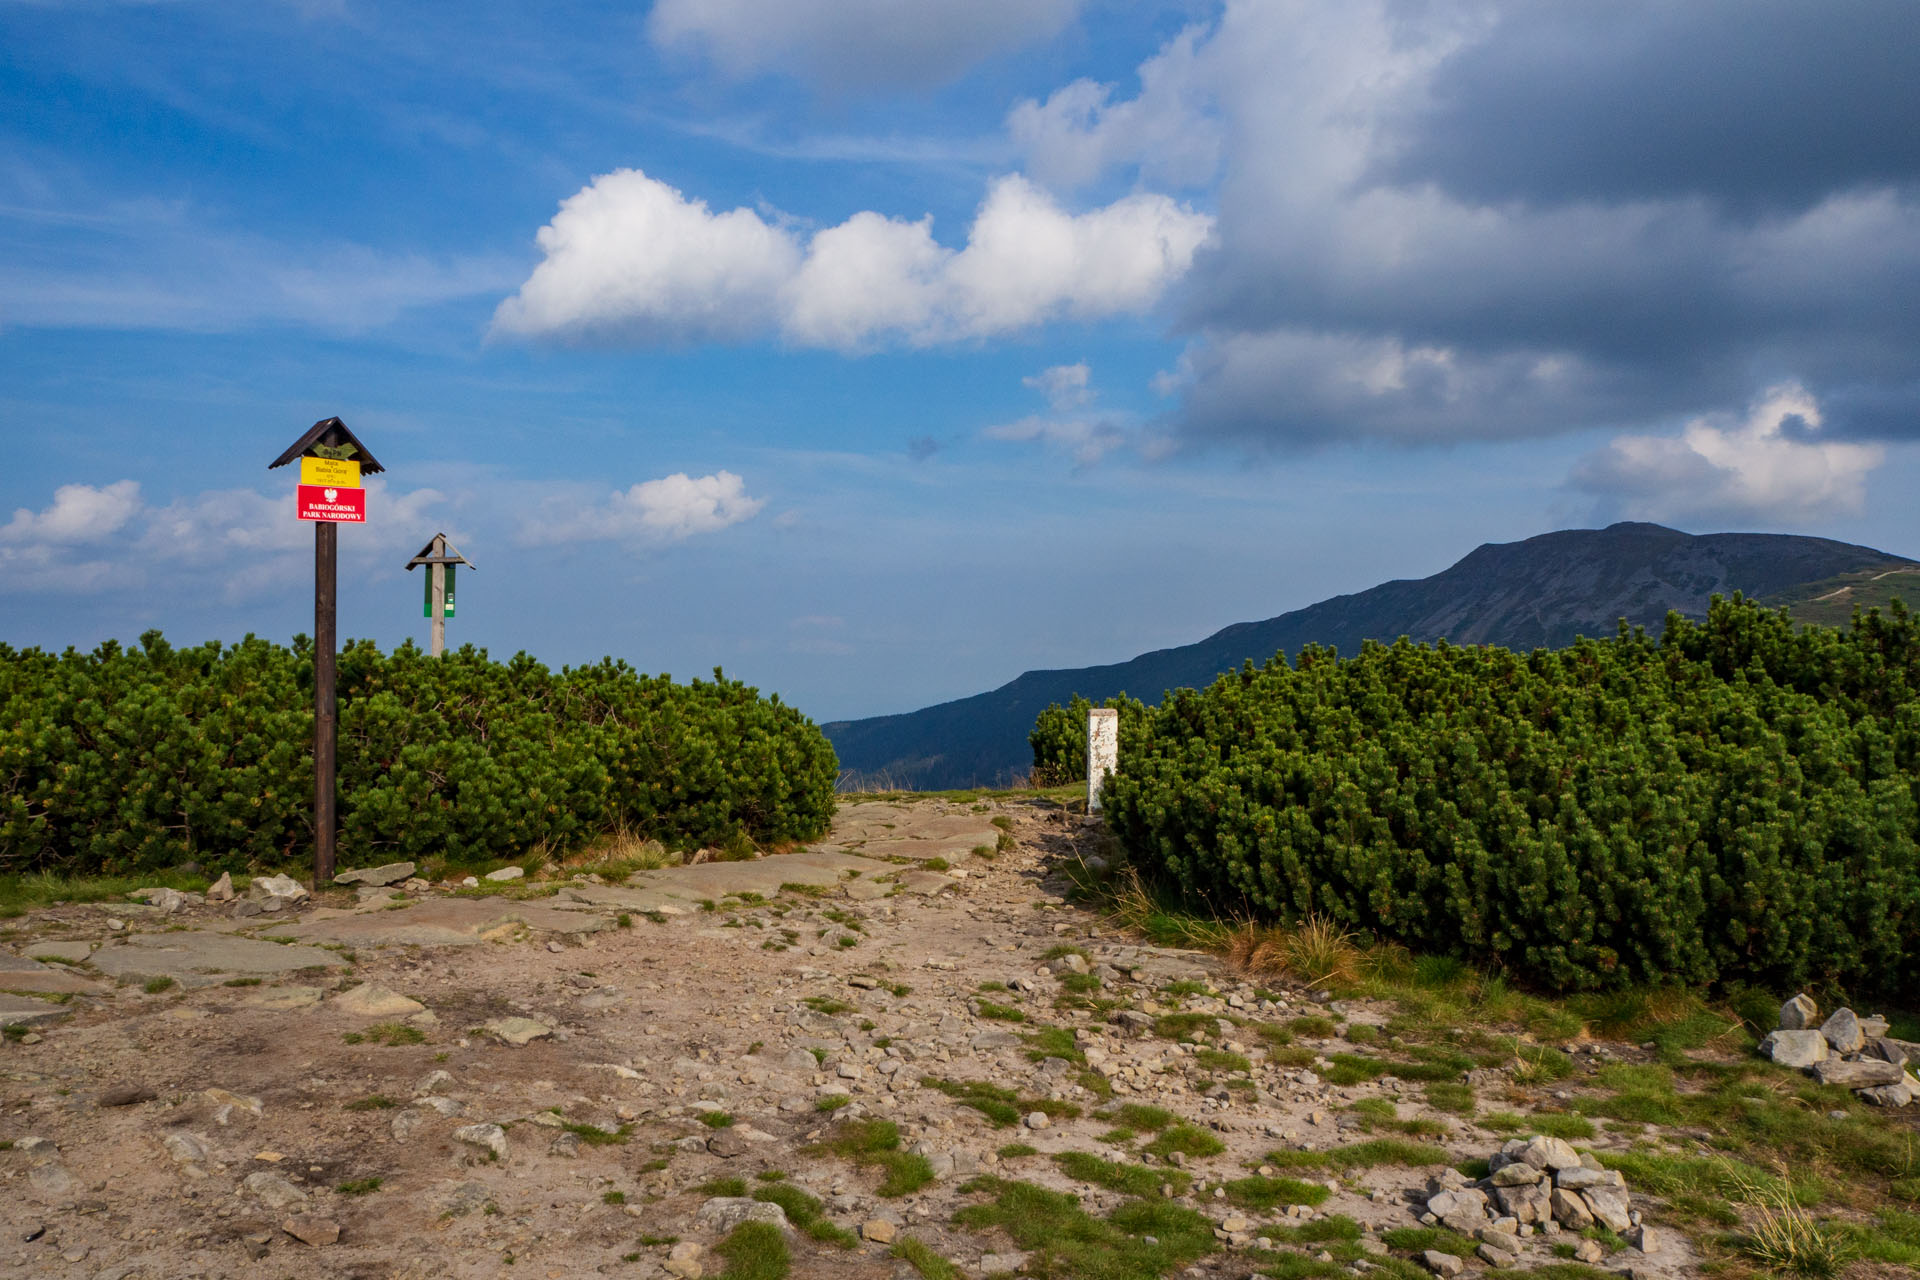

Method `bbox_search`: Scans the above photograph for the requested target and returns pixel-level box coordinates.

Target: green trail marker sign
[407,532,474,657]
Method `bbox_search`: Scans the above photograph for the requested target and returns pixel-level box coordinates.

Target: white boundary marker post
[1087,707,1119,813]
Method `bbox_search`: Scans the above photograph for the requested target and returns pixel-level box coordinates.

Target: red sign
[297,484,366,523]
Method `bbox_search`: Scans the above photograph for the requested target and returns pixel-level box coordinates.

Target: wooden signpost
[406,533,475,658]
[269,417,384,885]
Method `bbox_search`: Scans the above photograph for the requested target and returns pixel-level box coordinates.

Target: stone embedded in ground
[1628,1225,1662,1254]
[1023,1111,1050,1130]
[435,1181,493,1218]
[205,872,234,902]
[860,1219,897,1243]
[332,983,426,1018]
[483,1016,552,1045]
[665,1241,705,1279]
[1421,1249,1465,1276]
[334,861,416,887]
[695,1197,791,1234]
[97,1084,156,1107]
[979,1253,1029,1276]
[1779,993,1818,1030]
[1573,1238,1606,1264]
[0,952,103,995]
[706,1129,750,1158]
[130,886,193,913]
[1820,1008,1865,1054]
[454,1123,509,1159]
[1810,1057,1903,1088]
[282,1215,341,1246]
[162,1132,209,1164]
[248,873,310,906]
[24,939,93,964]
[27,1163,78,1199]
[484,866,525,882]
[242,1171,309,1209]
[1857,1082,1913,1107]
[1760,1029,1829,1068]
[89,932,341,988]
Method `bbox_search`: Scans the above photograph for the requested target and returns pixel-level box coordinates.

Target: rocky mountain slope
[824,522,1915,790]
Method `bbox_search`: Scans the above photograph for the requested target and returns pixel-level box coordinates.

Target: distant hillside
[823,522,1916,790]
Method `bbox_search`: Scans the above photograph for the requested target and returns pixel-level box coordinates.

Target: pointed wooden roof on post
[267,417,387,474]
[406,533,476,571]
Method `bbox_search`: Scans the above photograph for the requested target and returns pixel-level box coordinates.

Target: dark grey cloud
[1381,0,1920,219]
[1102,0,1920,454]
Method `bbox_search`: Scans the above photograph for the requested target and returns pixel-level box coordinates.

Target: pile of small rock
[1417,1135,1655,1273]
[1759,994,1919,1107]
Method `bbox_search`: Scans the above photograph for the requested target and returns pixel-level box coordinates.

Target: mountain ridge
[822,522,1917,790]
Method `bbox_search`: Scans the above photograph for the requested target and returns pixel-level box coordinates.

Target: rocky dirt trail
[2,798,1693,1280]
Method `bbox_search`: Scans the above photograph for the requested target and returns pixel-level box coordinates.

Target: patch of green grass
[1343,1023,1380,1045]
[1042,945,1090,961]
[347,1022,426,1047]
[815,1094,851,1113]
[1289,1015,1336,1038]
[345,1094,397,1111]
[978,980,1008,993]
[142,976,175,994]
[1423,1081,1475,1114]
[811,1118,935,1196]
[752,1182,858,1248]
[336,1176,383,1195]
[1265,1139,1451,1171]
[1321,1053,1385,1086]
[1054,1151,1190,1197]
[1102,1103,1175,1132]
[892,1236,961,1280]
[698,1111,735,1129]
[1153,1012,1216,1041]
[563,1120,633,1145]
[1222,1175,1330,1210]
[997,1142,1039,1159]
[803,996,855,1016]
[0,866,220,913]
[602,1189,626,1205]
[1023,1026,1086,1065]
[1195,1048,1251,1074]
[1380,1227,1477,1258]
[696,1177,749,1197]
[1142,1124,1225,1161]
[1267,1215,1365,1246]
[714,1221,789,1280]
[1061,972,1102,994]
[222,977,262,987]
[977,1001,1026,1023]
[954,1177,1217,1280]
[923,1077,1022,1127]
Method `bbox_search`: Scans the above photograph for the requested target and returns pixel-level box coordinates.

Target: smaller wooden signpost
[269,417,384,885]
[406,533,475,658]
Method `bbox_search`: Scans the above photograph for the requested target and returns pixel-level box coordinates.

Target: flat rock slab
[25,941,95,964]
[0,993,74,1027]
[893,871,962,896]
[855,834,997,862]
[0,952,106,995]
[87,932,344,988]
[270,897,609,949]
[623,850,881,904]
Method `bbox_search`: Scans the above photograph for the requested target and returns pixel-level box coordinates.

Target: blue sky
[4,0,1918,722]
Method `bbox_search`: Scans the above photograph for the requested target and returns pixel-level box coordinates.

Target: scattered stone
[707,1129,751,1159]
[483,1016,552,1046]
[1572,1239,1606,1264]
[248,874,310,908]
[1627,1225,1662,1254]
[1023,1111,1051,1130]
[97,1084,157,1107]
[334,861,416,887]
[1421,1249,1464,1276]
[1581,1184,1633,1232]
[333,983,425,1018]
[130,886,191,914]
[1548,1188,1594,1231]
[241,1171,309,1210]
[435,1181,493,1218]
[1857,1082,1913,1108]
[665,1241,705,1279]
[1759,1029,1829,1068]
[1779,993,1818,1030]
[979,1253,1030,1275]
[695,1197,791,1234]
[861,1219,897,1244]
[454,1123,509,1159]
[483,866,525,882]
[162,1132,209,1164]
[205,872,235,902]
[281,1215,341,1246]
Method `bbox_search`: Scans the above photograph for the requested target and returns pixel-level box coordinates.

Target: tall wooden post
[314,521,338,882]
[271,415,381,892]
[429,561,446,658]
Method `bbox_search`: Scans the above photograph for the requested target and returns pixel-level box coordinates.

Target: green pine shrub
[1028,693,1151,785]
[1094,596,1920,996]
[0,631,837,875]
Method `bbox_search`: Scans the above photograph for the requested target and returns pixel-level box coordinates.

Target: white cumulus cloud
[493,170,1213,351]
[1,480,142,544]
[518,471,765,546]
[1569,384,1885,525]
[648,0,1082,91]
[985,363,1133,468]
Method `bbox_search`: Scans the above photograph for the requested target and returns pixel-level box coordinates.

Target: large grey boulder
[248,874,310,908]
[1760,1029,1829,1068]
[1778,993,1818,1030]
[1820,1008,1865,1055]
[1857,1082,1912,1108]
[1809,1057,1903,1088]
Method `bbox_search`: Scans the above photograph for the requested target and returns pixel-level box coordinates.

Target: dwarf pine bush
[0,631,837,874]
[1090,596,1920,995]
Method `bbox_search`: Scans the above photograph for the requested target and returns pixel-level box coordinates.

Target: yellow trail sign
[300,456,362,487]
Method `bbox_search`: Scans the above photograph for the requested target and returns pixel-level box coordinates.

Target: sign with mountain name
[297,483,366,523]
